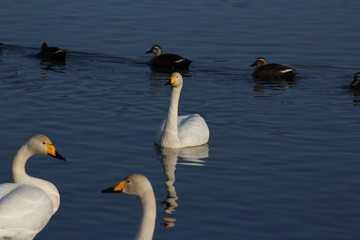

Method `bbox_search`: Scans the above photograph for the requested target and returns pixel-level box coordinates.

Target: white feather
[280,68,293,74]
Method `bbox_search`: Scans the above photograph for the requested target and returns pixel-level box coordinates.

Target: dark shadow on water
[251,76,298,93]
[0,43,145,71]
[148,66,190,83]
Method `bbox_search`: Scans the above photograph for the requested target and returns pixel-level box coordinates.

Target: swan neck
[164,86,181,137]
[11,142,60,212]
[136,189,156,240]
[11,143,32,182]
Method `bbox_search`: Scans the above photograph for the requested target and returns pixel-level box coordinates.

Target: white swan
[0,134,66,240]
[154,72,210,148]
[102,174,156,240]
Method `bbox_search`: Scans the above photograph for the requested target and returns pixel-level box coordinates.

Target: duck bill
[350,79,360,88]
[248,63,256,68]
[145,49,152,54]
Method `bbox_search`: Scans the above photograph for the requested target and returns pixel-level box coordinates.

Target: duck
[36,42,67,62]
[154,72,209,148]
[0,134,66,240]
[145,45,192,70]
[102,174,156,240]
[349,72,360,89]
[248,57,296,80]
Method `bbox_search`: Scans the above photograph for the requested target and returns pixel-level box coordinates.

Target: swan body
[102,174,156,240]
[154,72,209,148]
[249,57,296,80]
[145,45,192,70]
[0,134,66,240]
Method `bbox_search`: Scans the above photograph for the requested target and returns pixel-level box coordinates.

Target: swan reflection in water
[156,144,209,227]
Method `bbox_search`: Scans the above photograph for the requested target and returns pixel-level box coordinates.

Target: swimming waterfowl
[145,45,192,70]
[350,72,360,89]
[102,174,156,240]
[0,134,66,240]
[249,57,296,80]
[154,72,209,148]
[37,42,67,62]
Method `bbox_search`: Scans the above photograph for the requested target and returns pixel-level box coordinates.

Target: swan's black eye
[42,142,45,144]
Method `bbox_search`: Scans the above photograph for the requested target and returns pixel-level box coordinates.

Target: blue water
[1,0,360,240]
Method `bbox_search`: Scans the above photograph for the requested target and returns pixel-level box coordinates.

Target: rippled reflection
[155,144,209,227]
[252,77,297,93]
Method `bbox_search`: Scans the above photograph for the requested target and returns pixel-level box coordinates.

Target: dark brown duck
[37,42,66,62]
[249,57,296,80]
[145,45,192,70]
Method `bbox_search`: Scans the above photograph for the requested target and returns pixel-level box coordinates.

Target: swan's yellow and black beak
[102,179,127,193]
[46,144,66,161]
[165,74,177,86]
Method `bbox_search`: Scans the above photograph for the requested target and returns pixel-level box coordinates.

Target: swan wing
[154,114,210,148]
[0,183,53,237]
[178,114,209,147]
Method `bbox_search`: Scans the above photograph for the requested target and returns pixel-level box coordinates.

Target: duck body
[0,134,66,240]
[146,45,192,70]
[350,72,360,89]
[249,57,296,80]
[154,72,209,149]
[37,42,66,63]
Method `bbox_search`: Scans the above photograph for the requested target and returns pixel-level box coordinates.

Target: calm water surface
[1,0,360,240]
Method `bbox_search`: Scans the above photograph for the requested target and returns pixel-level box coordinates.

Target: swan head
[102,174,153,198]
[145,45,162,56]
[165,72,183,88]
[249,57,268,67]
[27,134,66,161]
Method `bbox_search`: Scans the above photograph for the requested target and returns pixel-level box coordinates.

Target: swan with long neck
[154,72,210,148]
[102,174,156,240]
[0,134,65,240]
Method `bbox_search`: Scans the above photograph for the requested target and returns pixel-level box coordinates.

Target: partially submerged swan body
[154,72,209,148]
[0,134,65,240]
